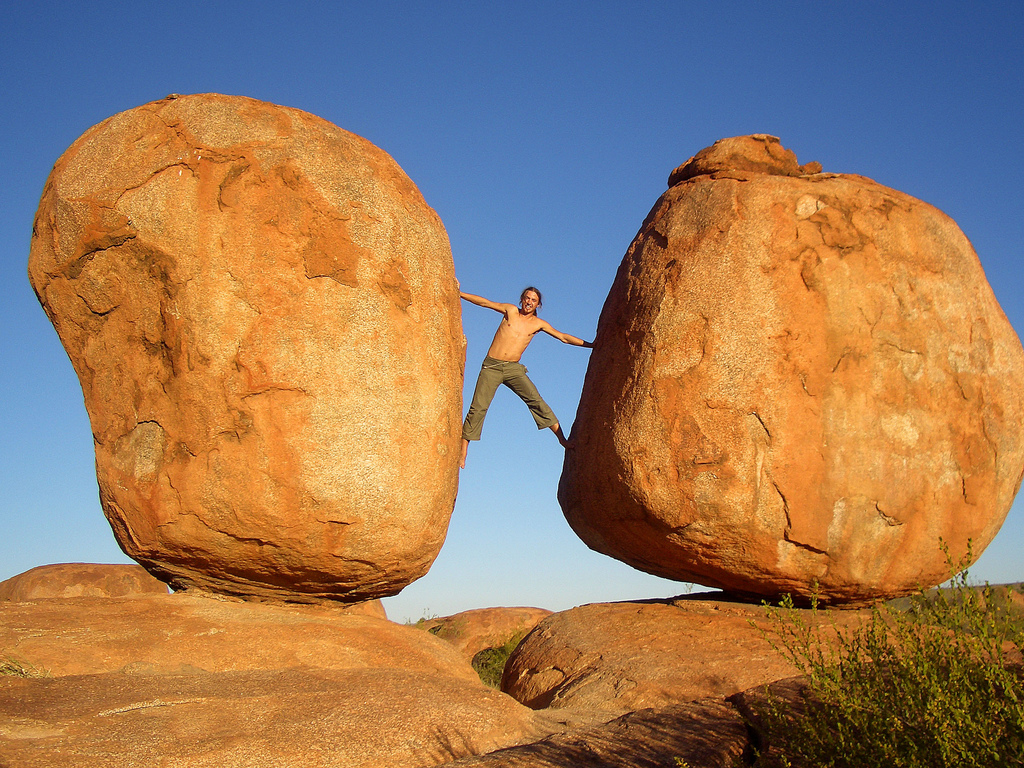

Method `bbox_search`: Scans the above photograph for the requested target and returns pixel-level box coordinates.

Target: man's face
[520,291,540,315]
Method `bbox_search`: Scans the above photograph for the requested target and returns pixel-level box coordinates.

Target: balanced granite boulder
[28,94,465,602]
[560,135,1024,603]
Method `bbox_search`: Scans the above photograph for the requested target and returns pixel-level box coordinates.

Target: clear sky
[2,2,1021,622]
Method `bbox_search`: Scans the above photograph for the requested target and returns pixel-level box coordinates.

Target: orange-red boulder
[500,596,858,713]
[560,135,1024,603]
[0,563,168,601]
[28,94,465,603]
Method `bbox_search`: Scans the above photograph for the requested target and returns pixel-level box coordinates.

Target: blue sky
[2,1,1021,622]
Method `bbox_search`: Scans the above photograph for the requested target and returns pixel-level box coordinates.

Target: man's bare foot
[459,438,469,469]
[550,423,570,449]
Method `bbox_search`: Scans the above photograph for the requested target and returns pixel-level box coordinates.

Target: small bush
[427,617,466,641]
[752,549,1024,767]
[405,609,439,628]
[0,655,47,678]
[471,632,526,689]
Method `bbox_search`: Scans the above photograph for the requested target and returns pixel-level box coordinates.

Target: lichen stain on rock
[112,421,167,483]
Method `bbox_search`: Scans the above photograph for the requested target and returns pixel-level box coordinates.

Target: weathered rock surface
[28,93,465,603]
[0,563,168,601]
[0,588,824,767]
[448,697,750,767]
[420,607,552,660]
[0,592,460,679]
[560,134,1024,603]
[502,595,867,714]
[0,668,550,768]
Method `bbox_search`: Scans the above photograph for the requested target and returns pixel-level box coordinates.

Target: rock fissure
[975,388,1000,462]
[112,162,198,205]
[881,340,923,357]
[831,347,852,372]
[98,698,207,717]
[772,481,792,532]
[874,503,903,527]
[240,385,311,399]
[859,304,884,333]
[782,533,829,556]
[71,235,138,277]
[797,373,815,398]
[953,375,971,401]
[163,471,184,515]
[750,412,772,442]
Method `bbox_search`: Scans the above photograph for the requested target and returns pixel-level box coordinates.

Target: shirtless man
[459,286,593,468]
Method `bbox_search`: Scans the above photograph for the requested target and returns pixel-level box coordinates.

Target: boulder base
[0,592,458,679]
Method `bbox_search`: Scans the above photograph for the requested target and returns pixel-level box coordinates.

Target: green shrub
[471,631,526,689]
[752,551,1024,767]
[405,609,439,628]
[427,617,466,641]
[0,655,47,678]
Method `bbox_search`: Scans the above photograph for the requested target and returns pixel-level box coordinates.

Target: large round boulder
[28,94,465,602]
[501,596,867,714]
[559,135,1024,603]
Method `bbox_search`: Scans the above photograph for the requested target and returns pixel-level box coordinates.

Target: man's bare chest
[500,314,541,338]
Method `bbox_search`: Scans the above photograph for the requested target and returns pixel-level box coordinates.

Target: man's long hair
[521,286,543,311]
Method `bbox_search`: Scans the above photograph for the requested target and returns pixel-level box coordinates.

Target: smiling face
[520,289,541,315]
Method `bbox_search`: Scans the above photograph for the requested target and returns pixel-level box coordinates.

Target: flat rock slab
[0,668,549,768]
[502,595,867,713]
[0,563,168,600]
[0,592,469,679]
[447,697,750,768]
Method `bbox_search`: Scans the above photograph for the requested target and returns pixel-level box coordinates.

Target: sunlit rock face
[559,135,1024,604]
[29,93,465,603]
[501,597,868,712]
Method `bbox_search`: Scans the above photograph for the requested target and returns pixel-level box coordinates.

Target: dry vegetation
[752,550,1023,767]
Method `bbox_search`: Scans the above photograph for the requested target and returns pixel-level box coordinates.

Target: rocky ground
[0,563,852,767]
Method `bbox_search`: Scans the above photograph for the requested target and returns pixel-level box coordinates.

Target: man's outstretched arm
[460,291,511,314]
[540,322,593,348]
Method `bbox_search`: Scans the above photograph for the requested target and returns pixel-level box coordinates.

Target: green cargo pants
[461,356,558,441]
